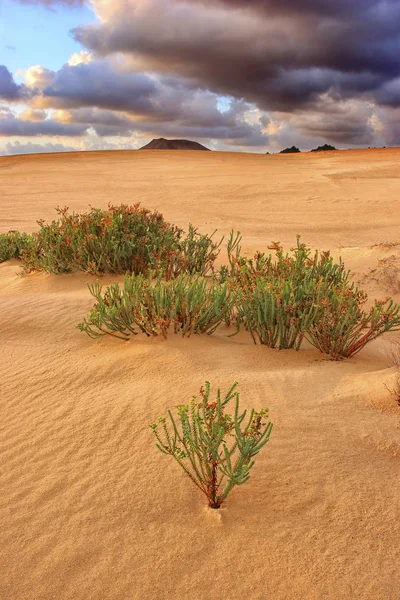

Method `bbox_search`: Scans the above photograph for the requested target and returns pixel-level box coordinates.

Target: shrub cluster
[150,381,273,508]
[9,204,222,277]
[78,231,400,358]
[2,203,399,359]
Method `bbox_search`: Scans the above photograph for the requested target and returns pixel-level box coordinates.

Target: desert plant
[227,234,400,357]
[228,235,349,350]
[150,381,273,508]
[234,276,319,349]
[17,204,222,277]
[77,273,235,340]
[174,224,222,277]
[0,231,32,263]
[227,233,348,287]
[306,288,400,359]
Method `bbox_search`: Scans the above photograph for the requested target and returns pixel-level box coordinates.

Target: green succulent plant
[0,231,32,263]
[10,204,222,277]
[77,273,235,340]
[150,382,273,508]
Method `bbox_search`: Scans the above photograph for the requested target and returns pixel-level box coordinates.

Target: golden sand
[1,149,399,599]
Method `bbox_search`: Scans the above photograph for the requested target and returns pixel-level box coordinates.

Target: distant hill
[139,138,210,151]
[280,146,301,154]
[311,144,337,152]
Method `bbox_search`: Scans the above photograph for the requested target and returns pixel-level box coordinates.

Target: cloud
[38,61,157,112]
[73,0,400,114]
[0,65,30,101]
[292,103,376,146]
[50,100,269,145]
[17,65,55,90]
[6,0,400,151]
[0,106,88,136]
[190,0,379,18]
[19,108,48,122]
[67,51,93,66]
[20,58,269,145]
[53,107,139,136]
[1,140,78,156]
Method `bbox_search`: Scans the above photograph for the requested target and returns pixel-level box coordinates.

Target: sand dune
[1,149,399,600]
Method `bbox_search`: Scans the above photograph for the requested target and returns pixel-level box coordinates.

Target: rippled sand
[1,148,399,600]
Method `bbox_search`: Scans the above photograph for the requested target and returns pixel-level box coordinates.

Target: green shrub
[227,232,348,286]
[306,287,400,358]
[150,381,273,508]
[77,273,235,340]
[235,276,319,349]
[18,204,222,277]
[228,233,400,357]
[0,231,32,263]
[229,234,347,350]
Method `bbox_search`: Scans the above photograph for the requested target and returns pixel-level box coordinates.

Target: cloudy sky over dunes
[1,0,400,155]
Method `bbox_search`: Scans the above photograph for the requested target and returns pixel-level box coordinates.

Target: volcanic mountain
[139,138,210,151]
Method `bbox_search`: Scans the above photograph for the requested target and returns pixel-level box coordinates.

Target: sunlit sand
[1,148,399,599]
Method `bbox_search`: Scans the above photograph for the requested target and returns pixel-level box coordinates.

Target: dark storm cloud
[134,117,268,146]
[0,106,88,136]
[295,115,374,145]
[190,0,383,17]
[0,65,30,101]
[72,0,400,116]
[375,78,400,108]
[52,101,268,145]
[33,60,269,144]
[42,62,157,112]
[57,107,139,136]
[7,0,400,150]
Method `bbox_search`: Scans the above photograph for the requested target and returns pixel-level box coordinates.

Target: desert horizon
[1,147,399,599]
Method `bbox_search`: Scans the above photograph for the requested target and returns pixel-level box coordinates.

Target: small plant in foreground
[150,382,273,508]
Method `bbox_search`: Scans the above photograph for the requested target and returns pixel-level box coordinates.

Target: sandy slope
[0,149,400,600]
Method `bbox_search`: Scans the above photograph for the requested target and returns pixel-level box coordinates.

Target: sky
[1,0,400,155]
